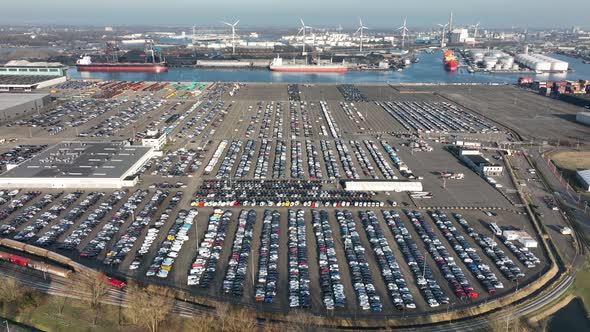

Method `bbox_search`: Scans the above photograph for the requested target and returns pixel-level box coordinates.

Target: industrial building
[576,169,590,192]
[460,152,503,176]
[0,141,156,189]
[577,112,590,126]
[0,60,67,92]
[502,230,538,248]
[141,129,168,150]
[449,29,469,44]
[343,180,423,192]
[0,94,51,122]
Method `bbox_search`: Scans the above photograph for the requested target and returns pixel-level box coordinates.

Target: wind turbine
[437,23,448,48]
[397,18,409,49]
[356,18,368,52]
[471,22,480,40]
[222,19,239,55]
[298,18,312,54]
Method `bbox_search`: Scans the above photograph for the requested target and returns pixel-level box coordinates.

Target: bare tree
[71,272,110,325]
[123,284,173,332]
[0,276,24,304]
[186,313,217,332]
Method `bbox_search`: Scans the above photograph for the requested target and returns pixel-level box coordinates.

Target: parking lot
[0,82,557,318]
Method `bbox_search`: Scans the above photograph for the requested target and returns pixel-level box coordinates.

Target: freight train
[0,250,72,278]
[0,238,125,287]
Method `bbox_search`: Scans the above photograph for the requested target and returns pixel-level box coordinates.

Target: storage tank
[483,57,497,70]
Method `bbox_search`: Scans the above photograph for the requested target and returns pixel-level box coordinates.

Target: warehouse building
[576,169,590,192]
[0,141,156,189]
[0,93,51,123]
[461,153,504,176]
[0,60,67,92]
[343,180,423,192]
[141,129,167,150]
[502,230,538,248]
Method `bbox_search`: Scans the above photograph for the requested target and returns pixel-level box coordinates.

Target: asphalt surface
[0,82,583,327]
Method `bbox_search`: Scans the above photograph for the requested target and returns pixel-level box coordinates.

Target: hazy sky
[1,0,587,28]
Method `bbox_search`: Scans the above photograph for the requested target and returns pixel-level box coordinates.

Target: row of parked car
[290,141,304,179]
[272,102,284,140]
[81,96,162,138]
[176,100,227,143]
[289,100,301,138]
[254,139,272,179]
[502,239,540,269]
[337,84,369,102]
[287,84,301,101]
[319,101,340,139]
[405,210,478,300]
[378,101,498,134]
[104,190,169,266]
[0,193,54,235]
[382,210,449,308]
[272,140,287,179]
[13,192,81,241]
[299,102,314,138]
[255,210,280,303]
[0,192,41,223]
[0,145,47,168]
[258,102,273,139]
[311,210,346,310]
[201,179,325,191]
[364,140,397,179]
[359,210,416,310]
[147,209,197,279]
[131,206,171,270]
[288,209,311,308]
[36,192,104,247]
[341,102,366,123]
[130,191,182,270]
[188,210,231,287]
[14,98,122,135]
[350,140,379,179]
[305,140,323,179]
[59,191,126,250]
[152,149,201,177]
[453,213,522,282]
[335,140,360,179]
[336,210,382,312]
[216,140,243,179]
[430,211,500,295]
[320,140,341,179]
[80,190,148,257]
[223,210,255,296]
[235,140,256,178]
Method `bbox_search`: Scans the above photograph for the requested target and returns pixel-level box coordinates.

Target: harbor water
[68,53,590,83]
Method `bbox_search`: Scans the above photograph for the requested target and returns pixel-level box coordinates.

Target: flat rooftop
[464,154,489,165]
[0,93,48,111]
[0,75,62,86]
[0,141,152,179]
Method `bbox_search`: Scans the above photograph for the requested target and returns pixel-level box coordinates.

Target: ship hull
[269,66,347,73]
[77,64,169,73]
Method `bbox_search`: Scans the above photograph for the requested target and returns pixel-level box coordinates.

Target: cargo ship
[443,50,458,71]
[76,41,168,73]
[76,56,169,72]
[269,55,347,73]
